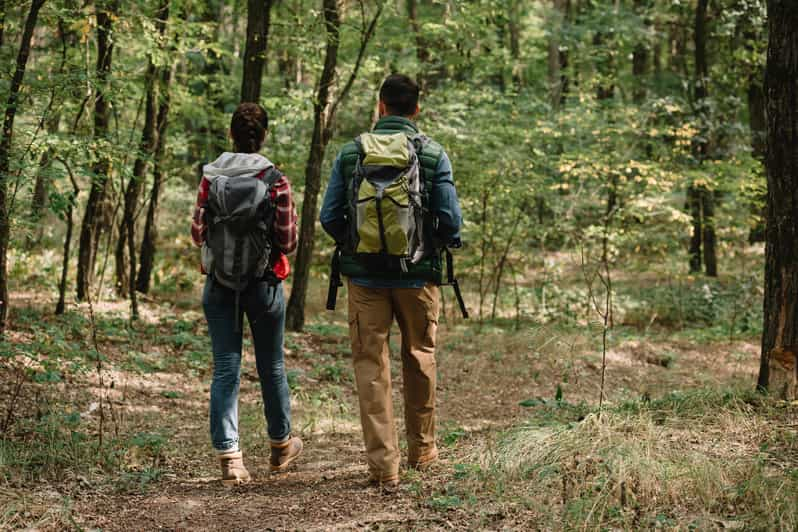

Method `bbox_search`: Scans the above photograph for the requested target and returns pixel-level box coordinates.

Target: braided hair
[230,102,269,153]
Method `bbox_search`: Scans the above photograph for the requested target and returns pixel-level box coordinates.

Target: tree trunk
[56,160,79,315]
[115,63,158,297]
[285,0,382,331]
[0,0,46,336]
[547,0,565,109]
[0,0,6,48]
[632,0,649,103]
[76,0,118,301]
[31,16,72,231]
[702,189,717,277]
[687,185,702,273]
[197,0,229,162]
[115,0,168,299]
[285,0,341,332]
[748,71,767,243]
[137,63,174,294]
[688,0,717,277]
[407,0,430,93]
[240,0,275,103]
[758,0,798,394]
[29,114,60,226]
[594,30,615,101]
[508,0,521,85]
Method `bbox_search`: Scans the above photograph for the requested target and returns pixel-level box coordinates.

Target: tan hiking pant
[347,281,439,480]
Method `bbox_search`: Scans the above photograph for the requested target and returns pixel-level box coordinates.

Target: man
[320,74,462,489]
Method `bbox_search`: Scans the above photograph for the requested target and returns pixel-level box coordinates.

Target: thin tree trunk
[702,189,717,276]
[137,63,174,294]
[56,159,79,315]
[687,185,702,273]
[29,115,60,226]
[547,0,565,109]
[594,31,615,101]
[76,0,118,301]
[115,0,167,298]
[748,71,767,243]
[508,0,521,85]
[240,0,275,103]
[0,0,46,336]
[688,0,716,276]
[31,18,72,230]
[632,0,649,103]
[758,0,798,392]
[0,0,6,48]
[286,0,341,332]
[407,0,429,93]
[285,0,381,331]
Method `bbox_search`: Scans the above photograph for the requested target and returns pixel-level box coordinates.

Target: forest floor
[2,280,798,530]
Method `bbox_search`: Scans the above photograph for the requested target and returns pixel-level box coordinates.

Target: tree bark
[29,114,61,228]
[687,185,702,273]
[285,0,381,331]
[687,0,717,277]
[285,0,342,332]
[702,189,717,276]
[0,0,6,48]
[547,0,565,109]
[30,18,72,231]
[0,0,46,336]
[115,0,168,299]
[137,63,174,294]
[758,0,798,393]
[240,0,275,103]
[632,0,649,103]
[56,158,79,315]
[594,30,615,101]
[76,0,118,301]
[407,0,430,93]
[748,71,767,243]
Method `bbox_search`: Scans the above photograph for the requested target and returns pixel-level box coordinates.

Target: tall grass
[477,388,798,529]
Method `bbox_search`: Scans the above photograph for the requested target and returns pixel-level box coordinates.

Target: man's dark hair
[379,74,420,117]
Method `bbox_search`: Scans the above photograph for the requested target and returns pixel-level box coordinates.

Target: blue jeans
[202,277,291,452]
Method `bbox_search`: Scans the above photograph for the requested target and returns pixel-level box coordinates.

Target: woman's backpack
[201,167,282,292]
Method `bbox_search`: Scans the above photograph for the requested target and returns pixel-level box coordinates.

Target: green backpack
[326,131,468,318]
[345,132,430,271]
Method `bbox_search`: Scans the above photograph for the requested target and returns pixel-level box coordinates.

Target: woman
[191,102,302,485]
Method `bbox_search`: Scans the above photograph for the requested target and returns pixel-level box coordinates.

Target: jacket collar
[373,115,419,135]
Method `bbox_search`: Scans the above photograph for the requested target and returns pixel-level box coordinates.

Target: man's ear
[378,100,387,117]
[410,104,420,118]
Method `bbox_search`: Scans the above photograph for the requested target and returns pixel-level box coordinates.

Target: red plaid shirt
[191,170,298,280]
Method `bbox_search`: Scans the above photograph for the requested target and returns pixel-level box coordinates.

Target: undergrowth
[468,387,798,530]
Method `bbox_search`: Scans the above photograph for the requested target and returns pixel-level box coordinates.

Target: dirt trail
[65,303,759,531]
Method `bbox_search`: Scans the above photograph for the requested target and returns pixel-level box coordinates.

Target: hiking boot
[218,450,251,486]
[270,436,303,473]
[409,446,439,471]
[366,474,400,494]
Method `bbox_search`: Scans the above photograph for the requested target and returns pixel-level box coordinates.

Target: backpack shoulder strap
[414,135,443,178]
[260,166,284,188]
[339,139,362,184]
[411,134,443,195]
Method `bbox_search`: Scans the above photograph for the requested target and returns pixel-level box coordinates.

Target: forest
[1,0,797,529]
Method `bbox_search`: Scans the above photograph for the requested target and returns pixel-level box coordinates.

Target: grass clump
[476,387,798,529]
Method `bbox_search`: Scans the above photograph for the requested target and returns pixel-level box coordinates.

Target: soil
[4,296,760,531]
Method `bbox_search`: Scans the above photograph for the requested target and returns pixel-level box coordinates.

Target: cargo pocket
[348,313,362,356]
[424,310,438,348]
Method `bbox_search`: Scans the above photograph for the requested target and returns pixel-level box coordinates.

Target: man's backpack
[327,131,468,318]
[201,167,282,292]
[345,132,431,271]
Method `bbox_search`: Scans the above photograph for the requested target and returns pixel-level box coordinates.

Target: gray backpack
[201,167,282,292]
